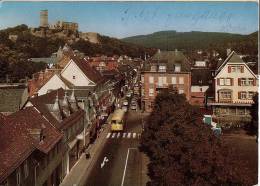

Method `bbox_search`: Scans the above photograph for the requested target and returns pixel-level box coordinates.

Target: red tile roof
[0,106,63,183]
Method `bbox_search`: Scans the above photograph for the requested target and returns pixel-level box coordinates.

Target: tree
[141,90,252,185]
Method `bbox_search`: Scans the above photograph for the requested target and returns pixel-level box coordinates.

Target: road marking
[123,133,126,138]
[117,133,121,138]
[121,148,137,186]
[106,133,111,138]
[127,133,131,138]
[133,133,136,138]
[111,133,116,138]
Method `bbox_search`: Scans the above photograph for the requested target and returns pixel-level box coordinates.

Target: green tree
[141,90,252,186]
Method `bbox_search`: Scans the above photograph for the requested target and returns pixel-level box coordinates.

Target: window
[73,75,76,79]
[248,79,254,86]
[241,78,247,86]
[248,92,255,99]
[172,77,177,84]
[220,91,232,99]
[179,77,184,84]
[226,79,231,86]
[24,160,29,178]
[149,88,154,96]
[218,78,232,86]
[151,65,157,72]
[149,76,154,84]
[16,168,21,186]
[240,92,247,99]
[179,89,184,94]
[230,66,243,73]
[158,65,166,72]
[141,76,144,83]
[175,64,181,72]
[220,78,225,86]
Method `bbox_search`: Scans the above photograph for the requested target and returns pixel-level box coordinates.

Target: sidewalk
[60,124,110,186]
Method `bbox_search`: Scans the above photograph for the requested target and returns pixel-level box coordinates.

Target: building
[141,50,191,112]
[190,68,213,106]
[0,84,28,115]
[208,51,258,126]
[55,21,78,32]
[24,89,86,178]
[40,10,48,28]
[0,107,63,186]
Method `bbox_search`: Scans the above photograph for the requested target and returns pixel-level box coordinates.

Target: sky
[0,1,258,38]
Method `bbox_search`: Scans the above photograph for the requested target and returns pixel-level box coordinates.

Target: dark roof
[0,85,28,113]
[28,88,85,130]
[217,51,244,69]
[71,56,104,84]
[191,68,213,86]
[151,50,191,72]
[30,57,58,64]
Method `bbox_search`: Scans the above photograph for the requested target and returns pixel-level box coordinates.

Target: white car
[126,93,131,98]
[123,100,128,106]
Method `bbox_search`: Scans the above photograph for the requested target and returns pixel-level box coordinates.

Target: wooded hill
[122,30,258,55]
[0,24,154,82]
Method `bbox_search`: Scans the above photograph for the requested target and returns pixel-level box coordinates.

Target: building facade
[209,51,258,126]
[141,50,191,112]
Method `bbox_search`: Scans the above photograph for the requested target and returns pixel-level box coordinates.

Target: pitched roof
[28,88,85,130]
[151,50,191,72]
[0,107,63,183]
[70,56,104,84]
[0,116,36,183]
[7,107,63,153]
[217,51,244,69]
[0,85,28,113]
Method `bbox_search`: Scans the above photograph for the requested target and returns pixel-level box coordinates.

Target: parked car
[126,92,132,98]
[123,100,129,106]
[131,105,137,110]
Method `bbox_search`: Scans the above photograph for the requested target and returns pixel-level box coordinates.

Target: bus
[110,109,125,132]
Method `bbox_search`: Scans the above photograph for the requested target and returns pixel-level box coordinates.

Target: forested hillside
[0,24,154,82]
[123,30,258,55]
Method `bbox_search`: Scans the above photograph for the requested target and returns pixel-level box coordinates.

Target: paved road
[84,110,146,186]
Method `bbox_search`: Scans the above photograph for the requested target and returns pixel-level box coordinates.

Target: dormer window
[175,64,181,72]
[158,65,166,72]
[151,65,157,72]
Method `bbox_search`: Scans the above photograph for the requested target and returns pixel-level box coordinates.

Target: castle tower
[40,10,48,28]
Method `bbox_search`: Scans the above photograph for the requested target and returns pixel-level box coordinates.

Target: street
[84,110,146,186]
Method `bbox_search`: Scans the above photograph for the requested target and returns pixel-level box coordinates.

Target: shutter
[238,78,241,86]
[241,66,244,73]
[253,78,256,86]
[238,92,241,99]
[231,78,233,86]
[228,66,231,73]
[217,78,220,85]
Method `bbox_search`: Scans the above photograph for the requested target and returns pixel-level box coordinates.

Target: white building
[209,51,258,126]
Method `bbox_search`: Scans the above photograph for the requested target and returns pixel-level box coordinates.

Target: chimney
[227,48,232,56]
